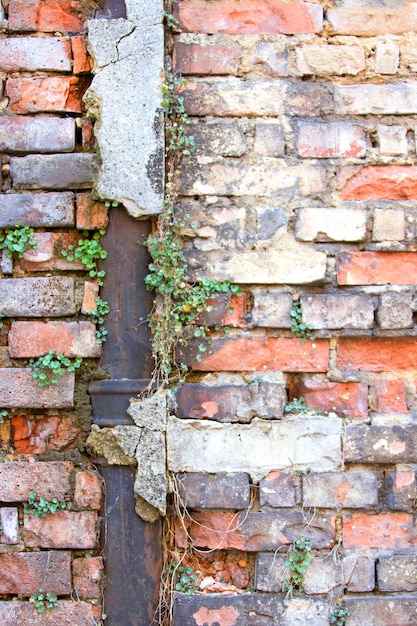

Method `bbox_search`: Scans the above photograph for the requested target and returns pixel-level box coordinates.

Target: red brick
[81,281,99,314]
[374,379,408,414]
[6,77,86,114]
[0,117,74,154]
[340,166,417,200]
[74,471,102,509]
[0,368,75,408]
[24,510,98,549]
[328,3,417,36]
[0,37,72,73]
[0,192,74,228]
[71,35,92,74]
[12,414,82,453]
[8,321,100,358]
[175,510,335,550]
[21,232,84,271]
[0,461,72,501]
[0,600,97,625]
[187,337,329,372]
[73,557,104,599]
[175,0,323,35]
[173,42,241,75]
[9,0,83,33]
[79,118,95,150]
[290,379,368,418]
[297,122,366,158]
[0,551,71,596]
[0,277,76,317]
[259,471,296,507]
[337,252,417,285]
[343,513,416,549]
[338,337,417,371]
[76,192,109,230]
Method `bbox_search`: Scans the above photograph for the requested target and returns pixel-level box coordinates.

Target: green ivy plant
[284,397,320,415]
[283,536,312,594]
[61,229,107,286]
[329,602,350,625]
[30,588,59,614]
[145,72,241,385]
[24,492,66,518]
[169,562,198,595]
[290,300,315,343]
[0,223,37,258]
[0,409,10,424]
[29,350,83,387]
[90,296,110,344]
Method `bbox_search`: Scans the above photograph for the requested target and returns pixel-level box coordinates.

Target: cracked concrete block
[86,425,141,465]
[135,430,166,516]
[127,391,167,430]
[85,2,164,217]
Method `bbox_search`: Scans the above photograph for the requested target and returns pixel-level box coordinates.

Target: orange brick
[74,471,102,509]
[374,380,408,414]
[8,321,100,358]
[6,77,85,114]
[71,35,92,74]
[173,42,241,75]
[188,337,329,372]
[340,166,417,200]
[76,193,109,230]
[21,232,84,271]
[290,379,368,418]
[8,0,83,33]
[343,513,416,549]
[338,338,417,372]
[12,414,82,454]
[72,557,104,599]
[175,0,323,35]
[81,281,100,315]
[337,252,417,285]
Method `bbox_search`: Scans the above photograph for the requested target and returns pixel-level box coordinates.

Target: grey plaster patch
[86,424,140,465]
[127,390,167,430]
[85,0,164,217]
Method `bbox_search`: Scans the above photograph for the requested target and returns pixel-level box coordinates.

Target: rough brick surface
[0,551,71,596]
[343,513,416,549]
[12,414,82,453]
[337,337,417,371]
[23,511,98,549]
[76,193,109,230]
[0,461,72,501]
[296,44,365,76]
[0,37,72,72]
[174,42,242,75]
[21,231,85,271]
[177,472,250,509]
[74,471,102,509]
[0,192,74,227]
[377,556,417,592]
[259,471,296,507]
[374,379,408,414]
[344,425,417,463]
[340,166,417,200]
[0,277,75,317]
[303,471,378,509]
[73,557,104,599]
[251,289,292,327]
[301,294,373,330]
[328,3,417,35]
[6,77,85,114]
[176,383,251,421]
[297,122,366,158]
[254,123,285,156]
[71,35,92,74]
[296,208,367,242]
[10,154,98,190]
[0,117,74,154]
[9,321,100,358]
[289,379,368,418]
[337,252,417,285]
[386,466,417,511]
[8,0,83,32]
[377,293,412,329]
[0,508,19,544]
[0,601,97,626]
[175,0,323,35]
[0,369,75,408]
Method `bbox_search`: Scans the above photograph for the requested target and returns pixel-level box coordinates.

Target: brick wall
[167,1,417,624]
[0,2,104,624]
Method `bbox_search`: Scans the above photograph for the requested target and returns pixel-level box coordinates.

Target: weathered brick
[377,555,417,592]
[6,77,85,114]
[0,277,75,317]
[290,379,368,419]
[374,379,408,413]
[173,42,241,75]
[338,337,417,372]
[191,123,246,157]
[0,461,72,501]
[12,414,82,453]
[0,37,72,72]
[0,420,11,451]
[301,294,373,330]
[185,337,329,372]
[386,466,417,511]
[73,557,104,599]
[177,472,250,509]
[182,77,285,116]
[175,0,323,35]
[345,597,417,626]
[249,380,287,419]
[343,512,416,549]
[328,2,417,35]
[0,192,74,228]
[254,123,285,156]
[337,252,417,285]
[0,551,71,596]
[256,552,374,593]
[377,125,408,156]
[303,471,378,509]
[81,281,100,315]
[8,0,83,32]
[0,369,75,408]
[297,122,366,158]
[259,471,296,507]
[286,81,329,116]
[296,207,367,242]
[253,41,287,76]
[9,321,100,358]
[76,193,109,230]
[74,471,102,509]
[335,82,417,115]
[384,293,412,338]
[0,117,74,154]
[344,424,417,463]
[10,154,98,190]
[0,600,97,625]
[296,44,365,76]
[373,207,405,240]
[23,510,98,549]
[251,289,292,327]
[0,507,19,544]
[176,383,252,421]
[71,35,92,74]
[375,41,400,74]
[175,510,335,551]
[21,232,84,271]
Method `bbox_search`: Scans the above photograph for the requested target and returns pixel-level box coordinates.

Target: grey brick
[10,154,98,190]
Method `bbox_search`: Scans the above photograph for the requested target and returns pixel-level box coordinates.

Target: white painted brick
[378,125,408,156]
[375,42,400,74]
[296,208,367,242]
